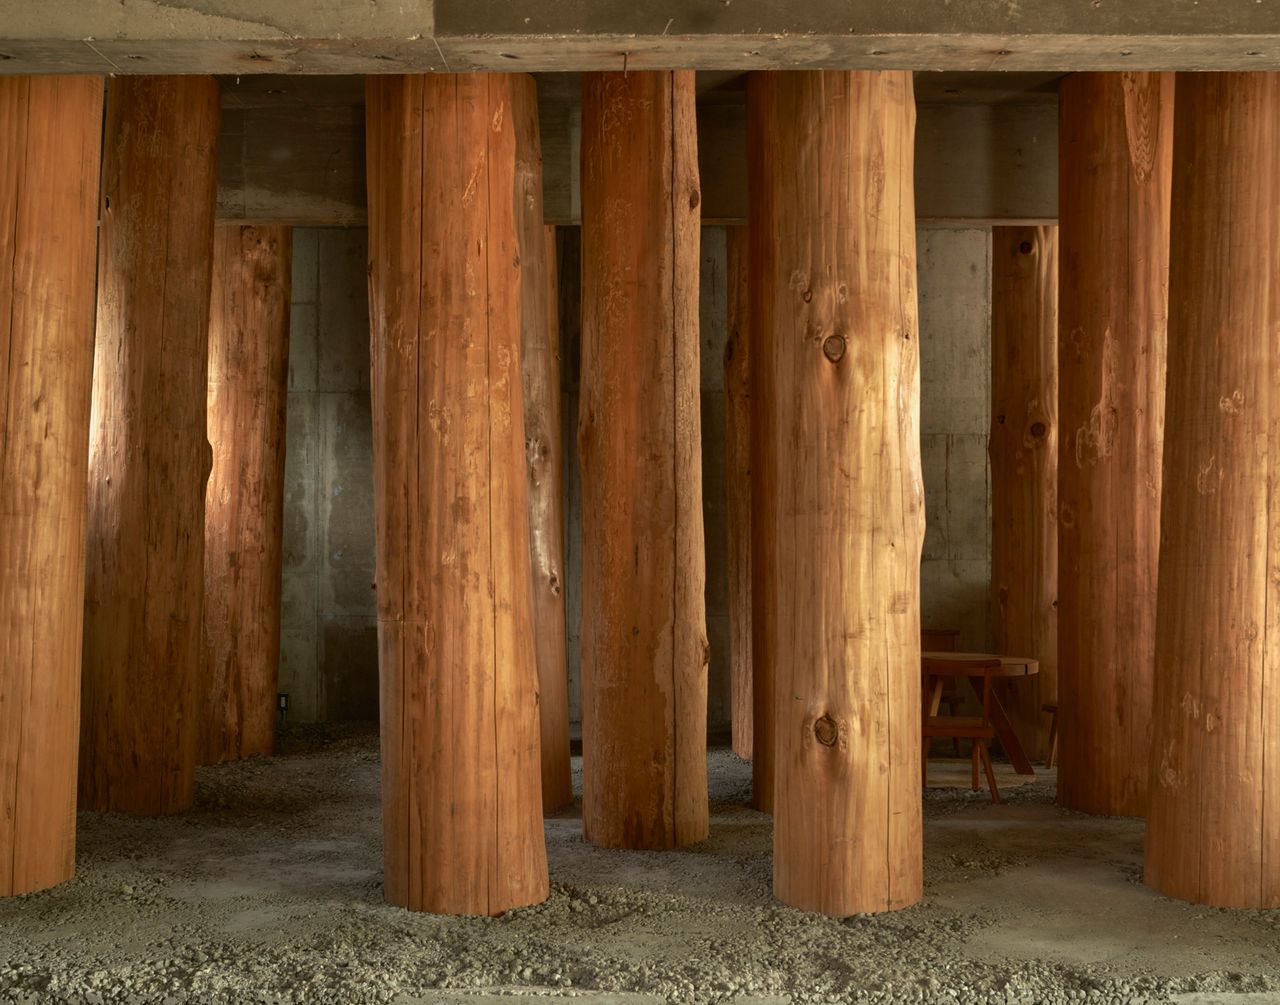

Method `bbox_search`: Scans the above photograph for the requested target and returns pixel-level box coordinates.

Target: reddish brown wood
[1057,72,1172,817]
[578,71,709,850]
[0,75,104,897]
[366,73,549,914]
[749,70,924,915]
[725,224,753,761]
[201,225,292,765]
[1145,71,1280,909]
[80,76,221,816]
[513,78,572,813]
[990,225,1059,762]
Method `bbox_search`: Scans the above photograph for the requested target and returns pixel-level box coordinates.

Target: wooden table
[921,652,1040,776]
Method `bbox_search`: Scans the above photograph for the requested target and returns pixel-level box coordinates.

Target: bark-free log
[725,225,753,761]
[201,225,292,765]
[366,73,549,915]
[80,76,220,816]
[1057,72,1172,818]
[748,70,924,916]
[514,81,572,814]
[0,75,104,898]
[579,71,709,850]
[991,226,1059,761]
[1145,71,1280,909]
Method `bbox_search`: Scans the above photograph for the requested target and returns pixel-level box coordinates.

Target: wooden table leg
[969,675,1036,776]
[921,675,945,785]
[926,677,944,716]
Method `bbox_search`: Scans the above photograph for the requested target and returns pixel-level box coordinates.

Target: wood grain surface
[578,70,710,851]
[366,73,549,914]
[0,74,104,895]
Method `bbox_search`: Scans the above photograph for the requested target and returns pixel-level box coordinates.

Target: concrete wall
[276,223,994,726]
[279,228,379,723]
[919,228,993,652]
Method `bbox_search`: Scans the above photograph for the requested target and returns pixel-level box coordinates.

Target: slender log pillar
[0,76,104,898]
[725,225,753,761]
[201,225,292,765]
[748,70,924,915]
[1145,72,1280,909]
[991,226,1059,761]
[578,71,709,850]
[80,76,220,816]
[366,73,549,915]
[513,81,572,814]
[1057,72,1172,817]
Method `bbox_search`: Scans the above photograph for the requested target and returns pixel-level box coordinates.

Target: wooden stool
[1042,702,1058,769]
[922,657,1004,803]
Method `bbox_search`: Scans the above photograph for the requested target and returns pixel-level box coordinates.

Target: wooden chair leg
[980,742,1003,804]
[1045,709,1059,769]
[922,737,930,787]
[971,742,980,792]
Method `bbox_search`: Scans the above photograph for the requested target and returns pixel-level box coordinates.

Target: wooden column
[1145,71,1280,909]
[748,70,923,915]
[0,76,104,898]
[201,225,292,765]
[990,226,1059,761]
[513,82,572,814]
[725,225,753,761]
[578,71,709,850]
[1057,72,1172,817]
[366,73,549,915]
[80,76,220,816]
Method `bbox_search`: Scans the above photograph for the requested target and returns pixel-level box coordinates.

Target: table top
[921,651,1039,677]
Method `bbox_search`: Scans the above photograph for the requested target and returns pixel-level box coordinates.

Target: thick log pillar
[366,73,549,914]
[990,226,1059,761]
[80,76,220,816]
[1145,71,1280,909]
[725,225,753,761]
[1057,72,1172,817]
[201,225,292,765]
[748,70,924,915]
[578,71,709,850]
[0,76,104,897]
[513,83,572,814]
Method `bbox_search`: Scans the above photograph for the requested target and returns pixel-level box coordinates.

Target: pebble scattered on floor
[0,726,1276,1005]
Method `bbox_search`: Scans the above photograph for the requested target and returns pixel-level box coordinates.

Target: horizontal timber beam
[2,1,1280,73]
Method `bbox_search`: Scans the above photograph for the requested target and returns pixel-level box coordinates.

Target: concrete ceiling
[3,0,1279,74]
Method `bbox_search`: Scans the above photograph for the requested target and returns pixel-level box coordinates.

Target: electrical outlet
[278,693,290,712]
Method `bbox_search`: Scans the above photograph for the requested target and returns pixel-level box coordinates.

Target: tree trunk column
[990,226,1059,761]
[513,79,572,814]
[0,76,104,898]
[748,70,924,916]
[578,70,709,851]
[725,225,753,762]
[201,225,292,765]
[1057,72,1172,817]
[366,73,549,915]
[80,76,221,816]
[1146,71,1280,909]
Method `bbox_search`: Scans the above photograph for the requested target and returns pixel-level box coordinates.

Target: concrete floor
[1,727,1277,1005]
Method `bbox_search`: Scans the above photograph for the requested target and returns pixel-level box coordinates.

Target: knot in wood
[1030,421,1047,439]
[1019,240,1033,255]
[822,335,846,363]
[688,189,701,209]
[814,715,839,747]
